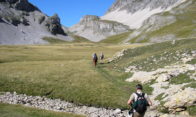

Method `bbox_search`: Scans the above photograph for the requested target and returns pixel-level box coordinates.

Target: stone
[164,88,196,110]
[113,108,121,115]
[156,74,170,82]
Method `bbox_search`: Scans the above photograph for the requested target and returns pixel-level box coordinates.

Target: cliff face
[102,0,187,29]
[0,0,72,45]
[69,15,130,42]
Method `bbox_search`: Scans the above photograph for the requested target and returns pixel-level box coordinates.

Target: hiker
[127,84,152,117]
[100,52,104,63]
[92,53,98,67]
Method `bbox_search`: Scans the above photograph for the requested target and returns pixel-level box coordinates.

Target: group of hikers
[92,53,152,117]
[92,52,104,67]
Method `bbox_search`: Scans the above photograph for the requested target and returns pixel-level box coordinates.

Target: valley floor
[0,39,195,117]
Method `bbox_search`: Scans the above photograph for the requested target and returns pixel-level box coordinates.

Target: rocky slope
[0,0,73,45]
[69,15,130,42]
[125,0,196,43]
[102,0,186,29]
[108,39,196,116]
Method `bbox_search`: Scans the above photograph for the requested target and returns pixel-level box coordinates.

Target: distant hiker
[127,84,152,117]
[92,53,98,67]
[100,52,104,60]
[100,52,104,63]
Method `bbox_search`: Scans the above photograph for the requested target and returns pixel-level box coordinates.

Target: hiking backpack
[132,93,148,114]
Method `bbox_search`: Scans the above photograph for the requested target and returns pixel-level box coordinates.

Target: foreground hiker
[127,84,152,117]
[92,53,98,67]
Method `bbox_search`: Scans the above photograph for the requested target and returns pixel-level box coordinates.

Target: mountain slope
[69,15,130,42]
[126,0,196,43]
[0,0,73,45]
[101,0,187,29]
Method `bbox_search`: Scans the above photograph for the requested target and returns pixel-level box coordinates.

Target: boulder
[113,108,121,115]
[156,74,170,82]
[164,88,196,111]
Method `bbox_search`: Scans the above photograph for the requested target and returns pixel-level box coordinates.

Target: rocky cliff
[69,15,130,42]
[0,0,72,45]
[102,0,187,29]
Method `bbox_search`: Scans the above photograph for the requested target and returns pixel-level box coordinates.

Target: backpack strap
[135,92,145,101]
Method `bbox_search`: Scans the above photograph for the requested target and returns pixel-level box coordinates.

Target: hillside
[0,0,73,45]
[102,0,186,29]
[126,0,196,43]
[108,38,196,116]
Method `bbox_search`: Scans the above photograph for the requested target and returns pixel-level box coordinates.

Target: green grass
[155,93,164,101]
[0,43,143,109]
[112,39,196,71]
[184,82,196,89]
[43,37,67,44]
[187,105,196,116]
[100,31,132,44]
[43,36,91,44]
[187,59,196,64]
[0,103,84,117]
[169,72,195,85]
[71,35,91,43]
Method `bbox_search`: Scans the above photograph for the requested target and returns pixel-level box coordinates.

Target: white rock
[113,108,121,115]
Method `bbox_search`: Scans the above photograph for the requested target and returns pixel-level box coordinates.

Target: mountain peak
[0,0,39,12]
[80,15,100,22]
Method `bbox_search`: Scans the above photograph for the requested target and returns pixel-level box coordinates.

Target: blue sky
[29,0,115,27]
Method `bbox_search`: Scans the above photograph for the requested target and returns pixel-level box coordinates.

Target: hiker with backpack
[100,52,104,63]
[92,53,98,67]
[127,84,152,117]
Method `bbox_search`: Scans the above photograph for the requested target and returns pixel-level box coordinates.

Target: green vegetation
[184,82,196,89]
[43,36,91,44]
[157,101,169,114]
[155,93,164,101]
[169,72,195,84]
[113,39,196,71]
[0,103,84,117]
[43,37,67,44]
[71,35,91,43]
[187,59,196,64]
[100,31,132,44]
[187,105,196,116]
[0,43,143,109]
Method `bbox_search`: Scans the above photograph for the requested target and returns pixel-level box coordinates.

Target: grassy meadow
[0,103,84,117]
[0,43,144,109]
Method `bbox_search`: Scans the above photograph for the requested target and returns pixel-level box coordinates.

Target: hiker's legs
[93,59,97,67]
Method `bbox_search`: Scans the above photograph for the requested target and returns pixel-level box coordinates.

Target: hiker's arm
[127,94,134,105]
[148,100,152,106]
[146,95,152,106]
[127,99,133,105]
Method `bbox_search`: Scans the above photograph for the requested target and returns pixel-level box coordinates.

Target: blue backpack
[132,93,149,114]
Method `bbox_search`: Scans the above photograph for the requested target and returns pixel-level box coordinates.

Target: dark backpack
[93,54,98,60]
[132,93,148,114]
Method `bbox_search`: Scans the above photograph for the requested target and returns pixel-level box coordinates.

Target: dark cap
[136,84,143,90]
